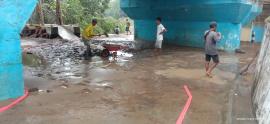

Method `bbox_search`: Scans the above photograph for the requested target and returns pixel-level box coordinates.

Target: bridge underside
[121,0,262,50]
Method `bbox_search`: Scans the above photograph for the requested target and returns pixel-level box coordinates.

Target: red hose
[0,89,29,113]
[176,85,193,124]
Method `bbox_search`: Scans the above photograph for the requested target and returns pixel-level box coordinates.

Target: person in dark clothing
[204,22,221,78]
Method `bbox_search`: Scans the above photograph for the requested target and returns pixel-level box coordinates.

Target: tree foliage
[30,0,126,33]
[105,0,126,19]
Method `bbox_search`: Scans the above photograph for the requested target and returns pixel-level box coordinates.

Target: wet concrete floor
[0,38,260,124]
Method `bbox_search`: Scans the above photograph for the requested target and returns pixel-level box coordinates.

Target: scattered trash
[81,88,92,94]
[104,86,113,90]
[60,84,69,89]
[28,88,39,93]
[46,90,53,93]
[38,90,45,93]
[235,49,246,54]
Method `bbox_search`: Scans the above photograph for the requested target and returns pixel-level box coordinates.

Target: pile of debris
[21,24,80,39]
[24,39,86,64]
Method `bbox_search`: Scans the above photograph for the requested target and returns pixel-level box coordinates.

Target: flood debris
[22,29,135,81]
[28,88,39,93]
[60,83,69,89]
[38,89,52,93]
[235,49,246,54]
[80,88,92,94]
[24,39,86,64]
[28,88,52,94]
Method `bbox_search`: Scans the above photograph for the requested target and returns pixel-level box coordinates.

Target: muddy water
[22,38,135,83]
[19,44,237,124]
[4,39,257,124]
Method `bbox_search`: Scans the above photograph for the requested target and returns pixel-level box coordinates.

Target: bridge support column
[135,20,241,50]
[0,0,37,100]
[121,0,262,51]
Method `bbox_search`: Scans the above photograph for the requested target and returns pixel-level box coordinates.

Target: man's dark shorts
[205,54,219,63]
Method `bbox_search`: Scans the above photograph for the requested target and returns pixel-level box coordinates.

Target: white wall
[241,27,251,42]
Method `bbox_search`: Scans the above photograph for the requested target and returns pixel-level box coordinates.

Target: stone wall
[253,23,270,124]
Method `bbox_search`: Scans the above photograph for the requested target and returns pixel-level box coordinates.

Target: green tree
[61,0,85,24]
[80,0,110,17]
[29,0,126,34]
[105,0,126,19]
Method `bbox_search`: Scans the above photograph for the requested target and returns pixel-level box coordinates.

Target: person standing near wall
[251,31,256,45]
[126,19,132,35]
[114,26,120,35]
[82,19,100,59]
[204,22,221,78]
[155,17,167,55]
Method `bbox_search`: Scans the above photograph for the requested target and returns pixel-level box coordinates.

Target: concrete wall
[253,24,265,43]
[121,0,262,50]
[135,20,241,50]
[0,0,37,100]
[241,27,252,42]
[240,25,265,43]
[253,23,270,124]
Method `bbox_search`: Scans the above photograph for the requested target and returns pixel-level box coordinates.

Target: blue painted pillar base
[0,0,37,100]
[252,24,265,43]
[134,20,241,51]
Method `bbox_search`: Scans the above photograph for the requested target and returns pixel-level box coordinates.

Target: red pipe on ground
[176,85,193,124]
[0,89,29,113]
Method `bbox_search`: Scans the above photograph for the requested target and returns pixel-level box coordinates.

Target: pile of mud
[22,38,135,81]
[24,39,86,64]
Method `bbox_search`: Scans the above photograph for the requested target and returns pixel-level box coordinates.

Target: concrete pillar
[121,0,262,51]
[134,20,242,51]
[0,0,37,100]
[252,23,265,43]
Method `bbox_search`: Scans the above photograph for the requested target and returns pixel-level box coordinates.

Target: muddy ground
[0,37,260,124]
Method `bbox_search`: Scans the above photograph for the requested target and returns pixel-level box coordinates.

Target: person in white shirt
[155,17,167,55]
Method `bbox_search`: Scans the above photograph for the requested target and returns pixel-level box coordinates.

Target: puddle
[155,68,236,85]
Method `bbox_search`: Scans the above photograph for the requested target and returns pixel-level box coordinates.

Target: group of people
[82,17,221,78]
[114,19,132,35]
